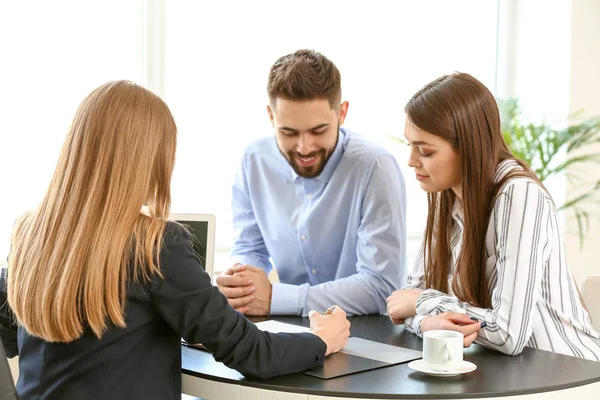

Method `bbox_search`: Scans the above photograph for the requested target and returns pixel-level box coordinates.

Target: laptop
[169,213,216,279]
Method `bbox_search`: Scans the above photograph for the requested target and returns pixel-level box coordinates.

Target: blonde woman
[0,81,350,399]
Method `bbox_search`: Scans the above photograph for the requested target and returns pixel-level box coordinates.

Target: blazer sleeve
[150,222,327,379]
[0,267,18,358]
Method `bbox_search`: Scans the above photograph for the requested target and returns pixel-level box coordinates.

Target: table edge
[181,363,600,399]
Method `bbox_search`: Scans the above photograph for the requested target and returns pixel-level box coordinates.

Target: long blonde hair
[7,80,177,342]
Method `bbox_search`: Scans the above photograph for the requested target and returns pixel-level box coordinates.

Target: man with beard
[216,49,407,317]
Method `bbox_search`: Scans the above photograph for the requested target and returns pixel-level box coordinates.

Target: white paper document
[255,320,311,334]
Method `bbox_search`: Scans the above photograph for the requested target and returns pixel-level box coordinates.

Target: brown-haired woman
[386,72,600,361]
[0,80,350,399]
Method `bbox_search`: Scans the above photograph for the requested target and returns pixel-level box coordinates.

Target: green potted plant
[499,99,600,248]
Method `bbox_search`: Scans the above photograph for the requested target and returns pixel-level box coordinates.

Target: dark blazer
[0,222,326,400]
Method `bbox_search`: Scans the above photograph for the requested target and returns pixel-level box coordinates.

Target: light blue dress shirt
[231,127,407,316]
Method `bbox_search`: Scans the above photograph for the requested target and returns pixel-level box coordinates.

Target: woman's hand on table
[309,306,351,356]
[386,289,424,324]
[420,312,485,347]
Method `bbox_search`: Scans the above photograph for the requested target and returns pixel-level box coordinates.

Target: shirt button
[312,269,317,275]
[307,194,313,200]
[301,234,307,241]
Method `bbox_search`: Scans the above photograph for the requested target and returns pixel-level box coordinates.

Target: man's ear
[338,101,349,126]
[266,104,274,127]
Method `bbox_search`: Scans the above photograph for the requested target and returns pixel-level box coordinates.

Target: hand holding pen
[308,305,351,356]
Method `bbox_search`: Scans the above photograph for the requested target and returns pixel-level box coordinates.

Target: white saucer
[408,359,477,377]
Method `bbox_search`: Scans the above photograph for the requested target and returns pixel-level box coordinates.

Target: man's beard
[281,126,339,178]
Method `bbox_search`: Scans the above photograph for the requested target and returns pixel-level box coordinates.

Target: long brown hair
[405,73,541,308]
[8,80,177,342]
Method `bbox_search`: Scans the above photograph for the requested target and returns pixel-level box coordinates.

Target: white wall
[565,0,600,286]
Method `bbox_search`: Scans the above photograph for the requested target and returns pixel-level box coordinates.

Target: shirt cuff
[405,314,428,336]
[415,288,447,315]
[270,282,301,315]
[465,304,491,322]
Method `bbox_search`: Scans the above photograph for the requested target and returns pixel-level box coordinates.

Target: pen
[322,305,336,315]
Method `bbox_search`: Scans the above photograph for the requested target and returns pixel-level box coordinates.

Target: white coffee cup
[422,330,463,371]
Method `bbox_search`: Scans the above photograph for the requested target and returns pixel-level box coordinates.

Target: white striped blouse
[404,160,600,361]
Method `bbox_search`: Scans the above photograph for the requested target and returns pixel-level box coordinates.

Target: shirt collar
[290,128,346,183]
[452,199,464,221]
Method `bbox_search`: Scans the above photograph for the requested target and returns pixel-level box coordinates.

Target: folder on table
[305,337,422,379]
[254,320,422,380]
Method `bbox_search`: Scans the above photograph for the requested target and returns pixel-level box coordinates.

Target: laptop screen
[169,213,215,278]
[178,220,209,270]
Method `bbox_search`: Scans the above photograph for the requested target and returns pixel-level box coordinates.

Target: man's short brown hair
[267,49,341,110]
